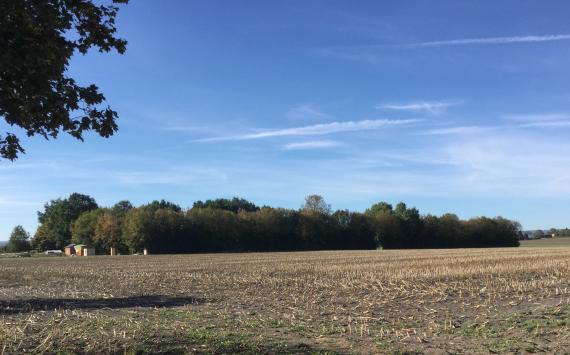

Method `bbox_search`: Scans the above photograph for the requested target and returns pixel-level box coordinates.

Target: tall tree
[302,195,331,215]
[192,197,259,213]
[333,210,376,250]
[144,200,182,212]
[246,208,300,251]
[187,207,241,252]
[0,0,128,160]
[6,225,32,252]
[111,200,133,218]
[366,202,393,215]
[146,209,188,253]
[71,208,103,246]
[122,207,153,253]
[94,210,122,252]
[36,193,98,249]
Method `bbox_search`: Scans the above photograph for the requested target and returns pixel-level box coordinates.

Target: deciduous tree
[302,195,331,215]
[71,208,103,246]
[122,207,153,253]
[7,225,31,252]
[36,193,98,249]
[0,0,128,160]
[94,211,123,252]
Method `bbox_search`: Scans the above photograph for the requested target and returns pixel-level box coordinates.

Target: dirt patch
[1,249,570,353]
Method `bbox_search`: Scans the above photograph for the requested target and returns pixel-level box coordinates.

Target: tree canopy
[30,193,521,254]
[34,192,98,249]
[6,225,31,252]
[302,195,331,215]
[192,198,259,213]
[0,0,128,160]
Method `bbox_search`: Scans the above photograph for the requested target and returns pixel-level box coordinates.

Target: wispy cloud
[522,121,570,128]
[349,130,570,198]
[315,34,570,63]
[378,101,463,114]
[438,131,570,195]
[197,119,420,142]
[422,126,495,135]
[285,104,328,121]
[404,34,570,48]
[282,140,341,150]
[503,113,570,128]
[503,113,570,122]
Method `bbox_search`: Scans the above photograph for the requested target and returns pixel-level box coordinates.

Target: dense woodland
[10,193,521,254]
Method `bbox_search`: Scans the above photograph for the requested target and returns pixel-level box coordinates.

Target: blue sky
[3,0,570,239]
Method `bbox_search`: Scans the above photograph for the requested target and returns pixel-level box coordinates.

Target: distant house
[74,244,86,256]
[74,244,96,256]
[64,244,76,256]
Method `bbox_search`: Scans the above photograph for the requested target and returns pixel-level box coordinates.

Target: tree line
[518,228,570,240]
[9,193,522,254]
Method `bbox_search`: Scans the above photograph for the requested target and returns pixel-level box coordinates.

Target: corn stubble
[1,247,570,353]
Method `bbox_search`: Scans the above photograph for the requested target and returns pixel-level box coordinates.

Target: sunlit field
[2,245,570,354]
[520,237,570,248]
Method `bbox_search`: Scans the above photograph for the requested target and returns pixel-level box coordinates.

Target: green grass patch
[505,305,570,333]
[522,317,570,332]
[488,339,516,353]
[289,323,307,333]
[457,323,498,338]
[158,309,197,320]
[187,329,280,353]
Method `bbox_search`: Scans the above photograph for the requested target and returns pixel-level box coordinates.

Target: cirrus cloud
[196,118,420,142]
[378,100,463,114]
[282,140,341,150]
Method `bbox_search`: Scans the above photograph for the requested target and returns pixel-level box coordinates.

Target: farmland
[2,244,570,354]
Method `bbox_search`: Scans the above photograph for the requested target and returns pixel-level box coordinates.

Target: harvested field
[520,237,570,248]
[2,247,570,354]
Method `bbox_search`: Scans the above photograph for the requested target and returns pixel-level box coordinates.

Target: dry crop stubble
[1,246,570,353]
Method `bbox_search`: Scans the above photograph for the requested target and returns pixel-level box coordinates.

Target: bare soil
[1,247,570,354]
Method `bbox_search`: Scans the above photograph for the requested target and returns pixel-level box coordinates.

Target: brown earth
[1,245,570,354]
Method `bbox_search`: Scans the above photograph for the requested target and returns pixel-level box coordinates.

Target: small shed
[64,244,76,256]
[74,245,96,256]
[74,244,87,256]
